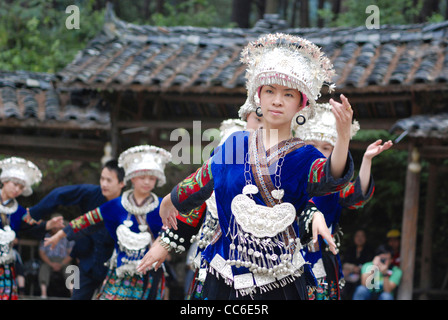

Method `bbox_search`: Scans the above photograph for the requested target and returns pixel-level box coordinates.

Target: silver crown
[241,33,336,115]
[0,157,42,197]
[293,103,360,146]
[118,145,172,187]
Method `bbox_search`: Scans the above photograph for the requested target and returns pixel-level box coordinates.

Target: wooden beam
[0,134,104,151]
[397,145,422,300]
[111,92,122,158]
[420,145,448,159]
[117,119,222,130]
[0,147,102,162]
[419,162,438,299]
[0,118,109,131]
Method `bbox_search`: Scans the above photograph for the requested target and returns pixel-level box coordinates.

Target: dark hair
[375,244,393,257]
[103,159,125,183]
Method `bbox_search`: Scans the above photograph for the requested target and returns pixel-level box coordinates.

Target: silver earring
[296,114,306,125]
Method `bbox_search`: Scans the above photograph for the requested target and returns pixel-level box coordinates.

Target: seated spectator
[386,229,401,267]
[341,229,374,299]
[352,244,402,300]
[38,214,74,299]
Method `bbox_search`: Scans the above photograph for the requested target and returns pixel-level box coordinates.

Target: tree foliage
[0,0,104,72]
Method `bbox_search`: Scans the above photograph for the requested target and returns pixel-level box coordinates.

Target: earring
[296,114,306,125]
[255,107,263,117]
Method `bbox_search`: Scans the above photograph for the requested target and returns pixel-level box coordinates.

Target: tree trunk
[397,145,421,300]
[317,0,325,27]
[300,0,309,28]
[265,0,278,13]
[231,0,252,28]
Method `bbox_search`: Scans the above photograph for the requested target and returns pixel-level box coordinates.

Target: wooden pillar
[418,161,438,299]
[110,92,122,158]
[397,145,421,300]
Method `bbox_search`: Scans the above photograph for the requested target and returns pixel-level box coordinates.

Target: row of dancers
[0,32,392,300]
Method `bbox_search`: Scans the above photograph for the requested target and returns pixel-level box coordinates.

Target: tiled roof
[390,113,448,139]
[57,5,448,94]
[0,70,110,128]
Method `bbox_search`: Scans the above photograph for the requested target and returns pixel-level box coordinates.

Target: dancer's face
[1,180,25,200]
[259,84,302,128]
[100,167,125,201]
[306,140,334,158]
[245,112,262,130]
[131,174,157,196]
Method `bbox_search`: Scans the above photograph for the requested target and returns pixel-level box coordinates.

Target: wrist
[383,270,392,277]
[159,229,186,254]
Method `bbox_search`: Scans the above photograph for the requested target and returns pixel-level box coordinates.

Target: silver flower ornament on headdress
[241,33,336,119]
[118,145,172,187]
[0,157,42,197]
[293,103,360,146]
[218,118,247,146]
[238,96,257,121]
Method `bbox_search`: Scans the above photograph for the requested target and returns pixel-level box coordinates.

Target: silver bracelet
[159,230,186,254]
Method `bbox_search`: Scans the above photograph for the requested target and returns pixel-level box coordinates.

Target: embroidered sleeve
[171,159,214,215]
[297,200,319,245]
[69,208,103,233]
[338,175,375,209]
[307,152,354,197]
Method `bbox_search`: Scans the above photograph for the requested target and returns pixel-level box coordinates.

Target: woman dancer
[138,33,354,300]
[45,145,171,300]
[294,103,393,299]
[0,157,62,299]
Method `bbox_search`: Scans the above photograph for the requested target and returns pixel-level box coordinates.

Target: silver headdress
[293,103,360,146]
[118,145,172,187]
[238,96,256,121]
[241,33,336,118]
[0,157,42,197]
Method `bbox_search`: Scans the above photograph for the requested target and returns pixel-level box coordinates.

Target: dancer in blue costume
[45,145,171,300]
[0,157,63,299]
[184,109,262,299]
[138,33,355,300]
[294,103,393,300]
[27,159,125,299]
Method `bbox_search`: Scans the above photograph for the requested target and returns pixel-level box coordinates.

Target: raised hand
[364,139,393,160]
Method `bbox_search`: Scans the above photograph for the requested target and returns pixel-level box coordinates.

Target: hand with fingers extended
[329,94,354,143]
[44,229,66,250]
[45,215,64,231]
[364,139,393,160]
[159,194,179,230]
[311,210,338,255]
[137,237,169,274]
[328,94,354,179]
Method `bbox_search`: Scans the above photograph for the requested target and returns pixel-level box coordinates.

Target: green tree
[0,0,104,72]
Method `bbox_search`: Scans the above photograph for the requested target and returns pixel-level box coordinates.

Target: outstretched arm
[329,94,353,179]
[359,139,393,195]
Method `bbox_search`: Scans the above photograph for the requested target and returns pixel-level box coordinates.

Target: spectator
[386,229,401,267]
[352,244,402,300]
[38,214,74,299]
[341,229,374,299]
